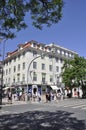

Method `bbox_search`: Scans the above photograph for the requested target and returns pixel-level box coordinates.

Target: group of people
[6,88,26,104]
[28,91,41,102]
[45,89,64,103]
[6,88,67,104]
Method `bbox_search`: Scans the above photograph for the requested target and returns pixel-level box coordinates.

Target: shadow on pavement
[0,110,86,130]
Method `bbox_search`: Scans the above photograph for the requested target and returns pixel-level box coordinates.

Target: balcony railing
[41,81,47,85]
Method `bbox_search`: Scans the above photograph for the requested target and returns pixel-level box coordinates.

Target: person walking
[45,92,48,103]
[38,91,41,102]
[7,88,12,104]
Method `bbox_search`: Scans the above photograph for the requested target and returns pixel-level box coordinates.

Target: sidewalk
[1,97,43,107]
[1,96,68,107]
[1,98,28,106]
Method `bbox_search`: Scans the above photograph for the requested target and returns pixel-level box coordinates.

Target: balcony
[41,81,47,85]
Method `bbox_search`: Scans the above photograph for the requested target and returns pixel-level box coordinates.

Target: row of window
[5,72,58,85]
[5,62,25,75]
[4,61,60,75]
[5,56,64,67]
[33,62,60,72]
[6,52,25,65]
[5,48,72,66]
[32,43,74,58]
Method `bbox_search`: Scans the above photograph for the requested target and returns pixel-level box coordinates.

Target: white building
[3,40,78,93]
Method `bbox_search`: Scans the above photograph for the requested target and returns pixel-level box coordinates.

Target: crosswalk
[0,99,86,114]
[0,109,18,115]
[56,99,86,110]
[39,98,86,111]
[46,99,86,111]
[0,110,10,115]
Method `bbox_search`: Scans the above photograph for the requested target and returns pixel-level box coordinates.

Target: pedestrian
[57,89,61,100]
[45,92,48,103]
[7,88,12,104]
[48,92,51,102]
[38,91,41,102]
[77,91,80,98]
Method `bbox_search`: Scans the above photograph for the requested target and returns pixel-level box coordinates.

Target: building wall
[3,40,78,89]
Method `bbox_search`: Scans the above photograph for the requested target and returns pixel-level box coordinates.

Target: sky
[0,0,86,59]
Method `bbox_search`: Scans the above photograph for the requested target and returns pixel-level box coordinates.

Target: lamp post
[0,38,7,105]
[0,63,3,105]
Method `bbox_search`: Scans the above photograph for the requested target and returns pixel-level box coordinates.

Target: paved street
[0,98,86,130]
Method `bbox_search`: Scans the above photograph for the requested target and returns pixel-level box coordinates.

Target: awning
[3,86,14,90]
[50,85,59,90]
[3,87,9,90]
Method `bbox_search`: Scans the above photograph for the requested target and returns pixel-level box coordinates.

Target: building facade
[3,40,78,93]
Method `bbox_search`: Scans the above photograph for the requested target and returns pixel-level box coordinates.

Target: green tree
[0,0,64,39]
[61,55,86,96]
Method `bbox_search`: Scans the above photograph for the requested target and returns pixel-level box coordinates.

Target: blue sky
[0,0,86,59]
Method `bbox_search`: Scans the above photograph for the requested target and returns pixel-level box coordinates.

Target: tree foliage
[0,0,64,39]
[61,55,86,90]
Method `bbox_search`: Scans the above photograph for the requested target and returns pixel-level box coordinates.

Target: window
[22,51,25,57]
[33,72,37,81]
[33,43,36,47]
[14,57,16,62]
[13,66,16,72]
[41,55,45,59]
[8,78,10,84]
[49,55,53,59]
[42,73,46,83]
[33,62,37,69]
[55,57,59,62]
[18,64,20,71]
[6,69,8,75]
[49,65,52,71]
[22,62,25,69]
[6,78,7,84]
[60,50,62,55]
[64,51,66,56]
[42,63,45,70]
[33,51,37,56]
[22,74,25,82]
[41,53,45,59]
[13,77,15,83]
[18,54,20,60]
[6,62,8,66]
[17,74,20,82]
[56,66,59,72]
[9,60,11,64]
[50,75,53,82]
[60,58,63,63]
[9,68,11,74]
[48,47,52,51]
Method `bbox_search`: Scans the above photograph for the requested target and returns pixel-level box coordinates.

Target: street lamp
[0,63,3,105]
[0,38,7,105]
